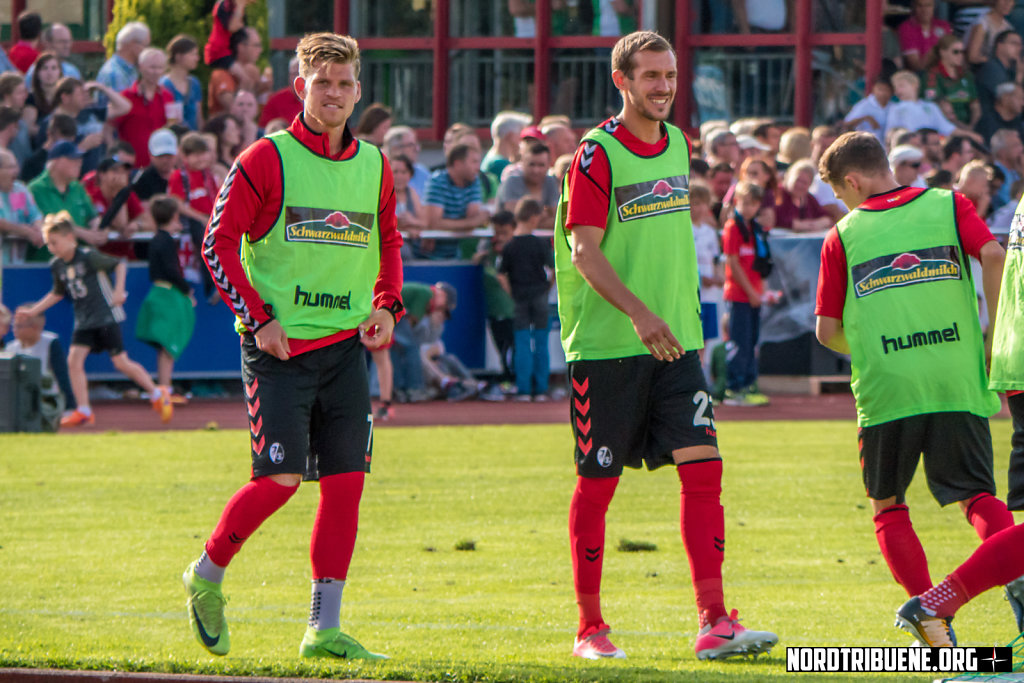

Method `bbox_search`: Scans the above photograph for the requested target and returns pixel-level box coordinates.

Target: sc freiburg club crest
[613,175,690,222]
[284,206,374,248]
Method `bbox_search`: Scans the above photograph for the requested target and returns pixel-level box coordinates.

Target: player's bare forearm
[19,292,63,319]
[571,224,682,361]
[980,241,1006,331]
[571,226,646,318]
[816,315,850,355]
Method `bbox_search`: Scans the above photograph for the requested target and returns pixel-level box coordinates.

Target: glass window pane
[814,44,867,123]
[551,48,620,125]
[690,0,790,34]
[449,49,533,127]
[286,0,334,36]
[694,48,795,122]
[815,0,865,33]
[450,0,514,37]
[352,0,432,37]
[507,0,593,37]
[360,50,433,128]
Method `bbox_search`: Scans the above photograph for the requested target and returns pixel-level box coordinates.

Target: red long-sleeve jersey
[203,113,404,356]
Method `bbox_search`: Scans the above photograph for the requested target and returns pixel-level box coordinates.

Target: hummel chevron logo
[603,118,621,134]
[572,376,589,395]
[245,379,258,398]
[191,604,220,648]
[577,436,592,454]
[252,435,265,454]
[580,142,597,172]
[713,536,725,552]
[576,416,591,435]
[585,546,601,562]
[247,397,260,417]
[574,397,590,414]
[228,532,246,544]
[249,416,262,436]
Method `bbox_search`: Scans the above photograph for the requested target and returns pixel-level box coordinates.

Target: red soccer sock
[677,459,726,629]
[873,504,932,596]
[569,476,618,637]
[205,476,299,567]
[918,574,970,619]
[963,492,1014,540]
[950,523,1024,607]
[310,471,365,580]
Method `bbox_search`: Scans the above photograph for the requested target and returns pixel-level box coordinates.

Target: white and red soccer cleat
[695,609,777,660]
[573,626,626,660]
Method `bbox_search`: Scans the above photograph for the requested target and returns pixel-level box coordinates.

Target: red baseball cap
[520,125,546,142]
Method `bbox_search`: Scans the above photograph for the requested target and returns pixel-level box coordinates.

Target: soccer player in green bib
[815,132,1014,646]
[989,193,1024,631]
[181,32,404,659]
[554,30,777,661]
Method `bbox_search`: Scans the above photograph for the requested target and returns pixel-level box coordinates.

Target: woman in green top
[922,35,981,130]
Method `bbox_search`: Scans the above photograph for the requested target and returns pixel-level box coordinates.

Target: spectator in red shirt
[116,48,178,168]
[773,159,833,232]
[87,155,147,259]
[722,180,771,406]
[204,0,261,96]
[9,11,42,74]
[208,27,270,117]
[168,132,218,300]
[258,56,301,127]
[898,0,953,72]
[205,0,253,68]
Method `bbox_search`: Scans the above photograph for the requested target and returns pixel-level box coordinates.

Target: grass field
[0,419,1019,682]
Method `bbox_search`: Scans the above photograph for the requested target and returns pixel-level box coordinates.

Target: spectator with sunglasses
[889,144,928,189]
[923,35,981,131]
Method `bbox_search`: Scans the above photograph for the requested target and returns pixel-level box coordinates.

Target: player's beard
[626,86,673,122]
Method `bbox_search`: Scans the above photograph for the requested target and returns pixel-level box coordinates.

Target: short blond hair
[42,211,74,238]
[611,30,674,78]
[891,70,920,92]
[296,32,360,79]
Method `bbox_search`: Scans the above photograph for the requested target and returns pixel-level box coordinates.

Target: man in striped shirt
[421,142,490,259]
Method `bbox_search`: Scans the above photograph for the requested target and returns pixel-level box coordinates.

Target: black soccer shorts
[241,334,373,480]
[71,323,125,355]
[858,411,996,506]
[569,351,718,478]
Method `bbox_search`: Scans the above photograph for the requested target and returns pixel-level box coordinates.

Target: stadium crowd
[0,0,1022,422]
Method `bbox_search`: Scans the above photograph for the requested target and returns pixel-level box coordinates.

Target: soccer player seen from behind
[183,31,404,659]
[553,30,778,661]
[15,211,174,426]
[815,131,1017,645]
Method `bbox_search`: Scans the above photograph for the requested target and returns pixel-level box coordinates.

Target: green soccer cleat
[182,562,230,656]
[299,626,388,659]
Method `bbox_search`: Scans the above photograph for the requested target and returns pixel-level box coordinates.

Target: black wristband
[382,299,404,324]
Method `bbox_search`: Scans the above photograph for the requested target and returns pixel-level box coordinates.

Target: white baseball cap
[888,144,924,167]
[148,128,178,158]
[736,134,771,152]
